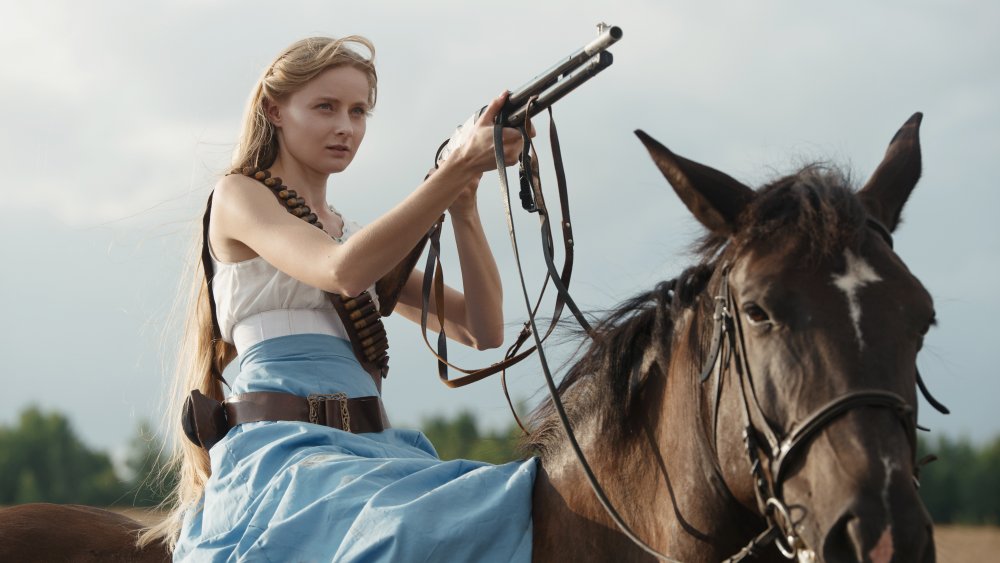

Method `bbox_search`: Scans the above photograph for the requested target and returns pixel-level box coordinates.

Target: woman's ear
[263,99,282,127]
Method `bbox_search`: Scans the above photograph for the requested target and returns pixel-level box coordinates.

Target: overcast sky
[2,1,997,461]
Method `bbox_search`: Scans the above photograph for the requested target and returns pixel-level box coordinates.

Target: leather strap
[417,107,589,389]
[200,193,228,387]
[492,106,673,562]
[376,230,432,316]
[183,389,385,450]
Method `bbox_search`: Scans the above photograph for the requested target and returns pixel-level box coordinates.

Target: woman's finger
[477,91,509,127]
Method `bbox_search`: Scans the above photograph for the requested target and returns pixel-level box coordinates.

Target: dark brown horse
[0,503,169,562]
[1,115,935,563]
[528,113,935,562]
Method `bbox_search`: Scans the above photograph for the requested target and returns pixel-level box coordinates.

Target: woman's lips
[326,144,350,154]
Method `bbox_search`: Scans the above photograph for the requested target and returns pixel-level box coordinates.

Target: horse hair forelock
[699,165,866,264]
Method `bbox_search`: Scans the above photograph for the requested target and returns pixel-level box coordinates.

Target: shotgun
[435,23,623,165]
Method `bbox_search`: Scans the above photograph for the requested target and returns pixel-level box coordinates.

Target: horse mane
[522,164,868,457]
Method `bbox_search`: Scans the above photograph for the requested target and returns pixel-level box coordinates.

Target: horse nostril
[825,512,903,563]
[823,513,866,563]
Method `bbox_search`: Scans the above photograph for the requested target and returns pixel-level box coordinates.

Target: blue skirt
[174,334,537,562]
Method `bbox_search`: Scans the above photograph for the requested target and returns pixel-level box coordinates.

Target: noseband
[699,222,948,561]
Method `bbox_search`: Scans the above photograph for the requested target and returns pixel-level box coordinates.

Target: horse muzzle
[817,470,935,562]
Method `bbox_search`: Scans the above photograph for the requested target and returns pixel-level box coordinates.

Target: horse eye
[743,303,771,325]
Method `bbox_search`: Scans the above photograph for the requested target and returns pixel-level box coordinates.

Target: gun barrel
[504,51,613,128]
[583,24,624,56]
[507,25,622,109]
[434,25,622,166]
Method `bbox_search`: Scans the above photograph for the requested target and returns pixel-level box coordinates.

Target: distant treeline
[0,406,172,507]
[1,406,996,524]
[917,434,1000,525]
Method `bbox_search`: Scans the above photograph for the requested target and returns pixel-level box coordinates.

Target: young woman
[144,35,537,562]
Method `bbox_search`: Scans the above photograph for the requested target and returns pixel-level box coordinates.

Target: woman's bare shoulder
[214,172,268,203]
[211,173,283,220]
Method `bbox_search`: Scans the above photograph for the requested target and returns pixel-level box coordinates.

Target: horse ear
[858,112,923,232]
[635,129,755,235]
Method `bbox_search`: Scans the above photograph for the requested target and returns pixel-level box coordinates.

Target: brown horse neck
[529,365,772,562]
[530,422,667,563]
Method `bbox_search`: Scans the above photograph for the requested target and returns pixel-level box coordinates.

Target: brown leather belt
[182,389,385,450]
[226,391,385,434]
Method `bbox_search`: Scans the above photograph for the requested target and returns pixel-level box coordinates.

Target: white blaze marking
[831,250,882,349]
[869,457,897,563]
[881,456,897,517]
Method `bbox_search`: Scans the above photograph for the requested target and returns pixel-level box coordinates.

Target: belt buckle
[307,393,351,432]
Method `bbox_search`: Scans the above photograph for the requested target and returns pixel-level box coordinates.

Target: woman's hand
[435,91,536,216]
[451,91,525,174]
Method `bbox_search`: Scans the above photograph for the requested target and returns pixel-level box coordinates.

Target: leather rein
[421,102,592,427]
[422,103,687,561]
[421,104,677,559]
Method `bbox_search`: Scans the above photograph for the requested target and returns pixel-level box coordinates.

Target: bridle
[702,269,902,561]
[697,222,949,561]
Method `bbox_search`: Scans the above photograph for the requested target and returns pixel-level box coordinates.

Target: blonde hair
[140,35,377,550]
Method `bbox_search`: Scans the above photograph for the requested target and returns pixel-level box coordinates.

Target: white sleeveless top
[209,211,378,354]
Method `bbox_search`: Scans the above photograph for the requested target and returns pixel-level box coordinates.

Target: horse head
[636,113,934,562]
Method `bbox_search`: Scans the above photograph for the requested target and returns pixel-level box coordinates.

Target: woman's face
[269,65,372,174]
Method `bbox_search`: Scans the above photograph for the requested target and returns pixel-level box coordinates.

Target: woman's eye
[317,103,333,110]
[351,107,368,117]
[743,303,771,325]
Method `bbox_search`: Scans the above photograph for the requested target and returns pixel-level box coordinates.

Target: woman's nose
[332,113,352,136]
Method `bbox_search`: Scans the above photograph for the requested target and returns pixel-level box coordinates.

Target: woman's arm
[211,92,523,297]
[392,184,504,350]
[448,197,504,348]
